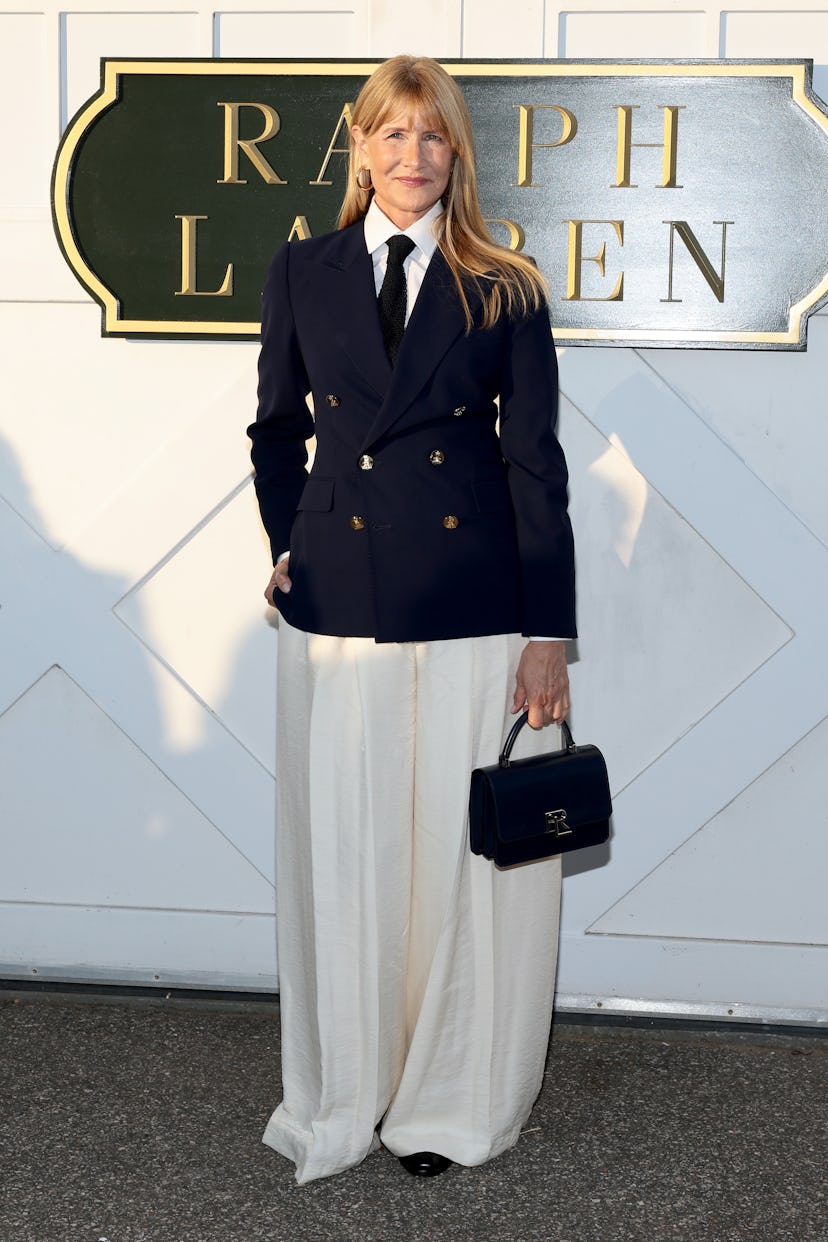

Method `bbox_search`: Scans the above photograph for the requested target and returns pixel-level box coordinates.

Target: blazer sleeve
[247,243,315,565]
[498,302,577,638]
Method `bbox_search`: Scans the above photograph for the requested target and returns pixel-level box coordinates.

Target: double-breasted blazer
[249,221,576,644]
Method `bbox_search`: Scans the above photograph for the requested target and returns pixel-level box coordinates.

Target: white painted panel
[0,221,87,303]
[63,11,201,125]
[217,9,359,57]
[556,935,827,1019]
[0,13,49,211]
[640,317,828,546]
[724,9,828,100]
[0,9,87,301]
[0,490,65,715]
[0,905,276,988]
[560,8,708,57]
[560,395,790,791]
[558,347,827,619]
[368,0,461,56]
[0,451,278,889]
[0,303,254,555]
[462,0,545,57]
[558,347,828,954]
[0,667,274,911]
[593,716,828,945]
[0,0,825,1013]
[117,485,279,773]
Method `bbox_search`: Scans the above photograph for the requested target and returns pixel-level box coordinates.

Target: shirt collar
[363,198,443,260]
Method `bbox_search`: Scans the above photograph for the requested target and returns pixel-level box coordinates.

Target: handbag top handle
[499,712,576,768]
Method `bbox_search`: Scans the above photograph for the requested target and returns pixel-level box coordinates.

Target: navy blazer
[249,221,576,644]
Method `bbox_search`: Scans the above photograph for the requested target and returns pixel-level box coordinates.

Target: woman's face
[352,108,454,230]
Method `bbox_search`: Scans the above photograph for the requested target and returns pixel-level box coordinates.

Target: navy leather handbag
[469,712,612,867]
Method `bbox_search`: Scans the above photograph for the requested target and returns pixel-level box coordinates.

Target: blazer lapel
[318,223,392,401]
[360,248,480,449]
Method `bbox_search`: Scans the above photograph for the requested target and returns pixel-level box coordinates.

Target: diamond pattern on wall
[115,483,278,774]
[0,665,273,912]
[556,345,828,1016]
[560,399,791,792]
[640,317,828,546]
[591,715,828,946]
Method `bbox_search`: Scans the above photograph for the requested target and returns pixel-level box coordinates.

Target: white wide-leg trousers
[262,620,562,1184]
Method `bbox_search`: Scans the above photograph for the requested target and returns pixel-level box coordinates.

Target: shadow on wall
[0,431,277,984]
[557,398,651,879]
[556,351,802,878]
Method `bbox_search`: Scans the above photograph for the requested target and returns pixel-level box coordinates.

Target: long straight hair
[338,55,548,330]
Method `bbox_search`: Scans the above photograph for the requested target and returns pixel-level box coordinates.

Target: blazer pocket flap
[297,477,334,512]
[472,477,511,513]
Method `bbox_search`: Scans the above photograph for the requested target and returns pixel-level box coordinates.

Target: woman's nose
[403,136,423,165]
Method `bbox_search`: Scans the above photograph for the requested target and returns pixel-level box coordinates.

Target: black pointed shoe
[399,1151,453,1177]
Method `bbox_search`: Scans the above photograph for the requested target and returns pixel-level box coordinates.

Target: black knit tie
[378,234,416,366]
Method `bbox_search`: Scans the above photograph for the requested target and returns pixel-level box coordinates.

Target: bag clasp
[544,808,572,837]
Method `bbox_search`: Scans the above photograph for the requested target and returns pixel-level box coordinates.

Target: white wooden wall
[1,0,826,1023]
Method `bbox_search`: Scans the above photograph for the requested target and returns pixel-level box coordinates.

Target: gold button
[442,515,460,530]
[326,394,340,407]
[429,449,445,465]
[358,454,374,470]
[350,515,365,531]
[453,406,466,417]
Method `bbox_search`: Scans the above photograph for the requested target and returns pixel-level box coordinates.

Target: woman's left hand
[512,640,570,729]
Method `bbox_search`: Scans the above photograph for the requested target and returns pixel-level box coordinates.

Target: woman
[248,55,576,1184]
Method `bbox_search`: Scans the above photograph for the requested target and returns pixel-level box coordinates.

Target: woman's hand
[512,640,570,729]
[265,555,291,605]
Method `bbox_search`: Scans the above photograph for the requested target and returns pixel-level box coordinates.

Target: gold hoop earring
[356,166,372,190]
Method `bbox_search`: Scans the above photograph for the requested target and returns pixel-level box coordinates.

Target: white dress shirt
[363,198,443,320]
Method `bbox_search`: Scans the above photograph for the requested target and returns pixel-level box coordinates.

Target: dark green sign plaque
[52,59,828,348]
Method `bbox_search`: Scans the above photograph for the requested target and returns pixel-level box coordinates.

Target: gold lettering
[287,215,313,241]
[217,102,286,185]
[174,214,234,296]
[662,220,732,303]
[309,103,354,185]
[614,105,684,188]
[563,220,624,301]
[484,218,526,251]
[514,104,577,187]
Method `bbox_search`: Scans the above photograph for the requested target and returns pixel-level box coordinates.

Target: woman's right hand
[265,555,291,605]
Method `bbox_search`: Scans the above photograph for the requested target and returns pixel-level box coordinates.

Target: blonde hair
[338,55,548,330]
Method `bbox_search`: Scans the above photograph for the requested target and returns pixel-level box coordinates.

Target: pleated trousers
[262,619,562,1184]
